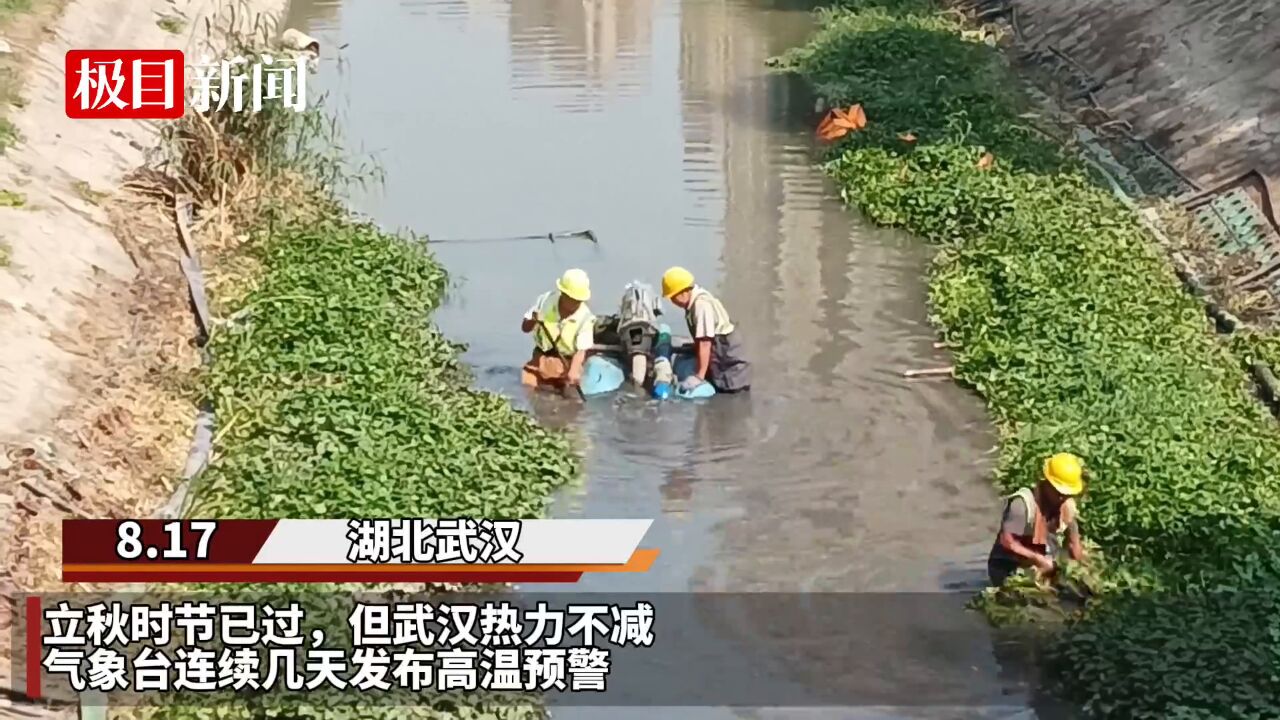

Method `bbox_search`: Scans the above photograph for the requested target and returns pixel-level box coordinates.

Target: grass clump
[0,237,10,266]
[779,1,1280,716]
[0,0,31,18]
[1231,329,1280,370]
[70,179,108,205]
[0,118,20,152]
[156,13,185,34]
[0,189,24,207]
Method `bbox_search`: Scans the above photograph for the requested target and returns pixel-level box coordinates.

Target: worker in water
[660,266,751,393]
[520,268,595,391]
[988,452,1089,587]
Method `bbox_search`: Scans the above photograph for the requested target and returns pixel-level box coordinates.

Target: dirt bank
[0,0,285,704]
[0,0,284,444]
[1011,0,1280,205]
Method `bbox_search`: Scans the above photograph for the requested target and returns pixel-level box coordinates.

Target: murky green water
[283,0,1058,714]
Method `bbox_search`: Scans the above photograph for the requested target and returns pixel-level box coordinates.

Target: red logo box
[65,49,186,119]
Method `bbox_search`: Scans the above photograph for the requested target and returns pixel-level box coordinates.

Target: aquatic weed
[193,206,578,521]
[784,1,1280,716]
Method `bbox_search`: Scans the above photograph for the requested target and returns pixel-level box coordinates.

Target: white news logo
[190,54,308,113]
[66,51,308,119]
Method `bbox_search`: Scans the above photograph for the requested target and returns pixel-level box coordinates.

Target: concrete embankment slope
[1012,0,1280,203]
[0,0,283,443]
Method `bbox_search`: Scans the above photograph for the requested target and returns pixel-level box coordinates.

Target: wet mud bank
[780,1,1280,717]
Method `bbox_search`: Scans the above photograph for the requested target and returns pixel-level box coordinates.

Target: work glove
[678,376,704,392]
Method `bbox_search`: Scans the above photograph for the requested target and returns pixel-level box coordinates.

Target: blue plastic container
[676,381,716,400]
[579,355,626,397]
[672,353,716,400]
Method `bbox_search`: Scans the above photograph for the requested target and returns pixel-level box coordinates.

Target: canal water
[284,0,1056,715]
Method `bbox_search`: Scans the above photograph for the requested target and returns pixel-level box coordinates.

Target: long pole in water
[424,229,598,244]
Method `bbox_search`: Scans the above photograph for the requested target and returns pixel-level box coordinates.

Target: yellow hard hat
[1043,453,1084,496]
[662,266,695,299]
[556,268,591,302]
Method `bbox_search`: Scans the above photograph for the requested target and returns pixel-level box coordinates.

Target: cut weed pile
[777,1,1280,717]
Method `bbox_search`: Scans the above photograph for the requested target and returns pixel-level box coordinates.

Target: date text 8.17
[115,520,219,561]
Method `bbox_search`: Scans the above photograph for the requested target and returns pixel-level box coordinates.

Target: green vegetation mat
[777,1,1280,717]
[193,198,577,520]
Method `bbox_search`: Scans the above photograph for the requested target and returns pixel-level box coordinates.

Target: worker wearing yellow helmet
[520,268,596,391]
[660,266,751,393]
[987,452,1089,587]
